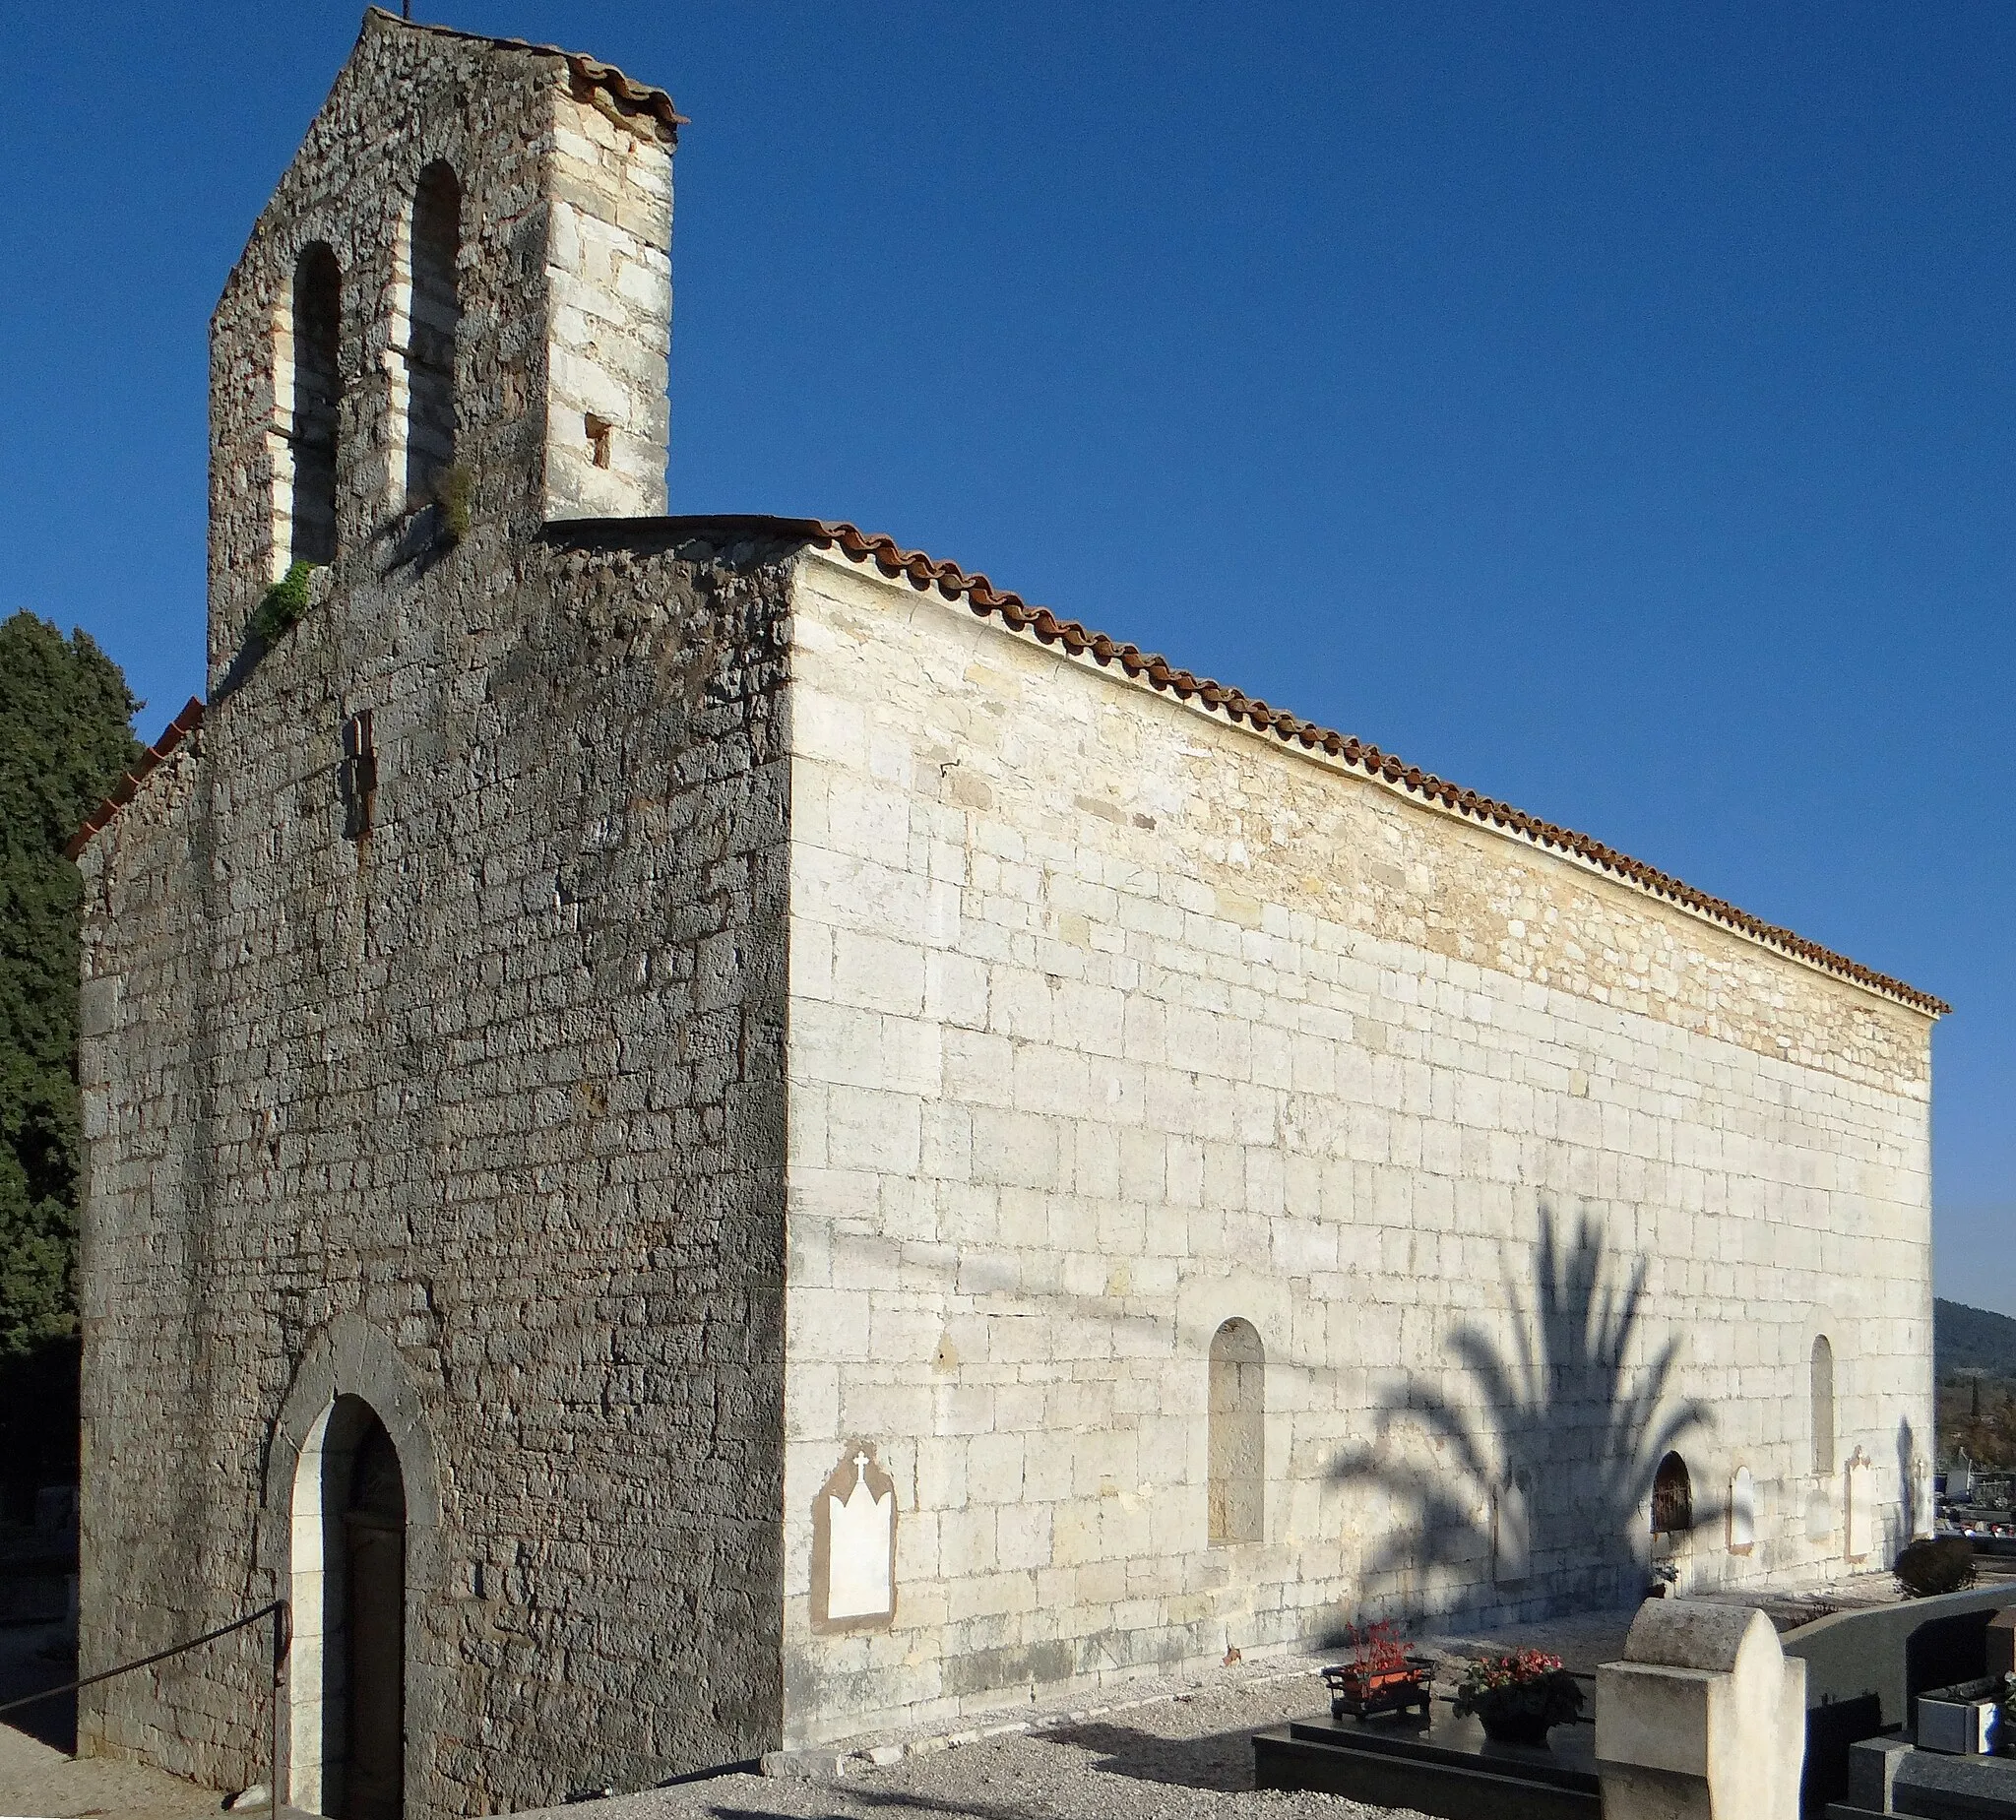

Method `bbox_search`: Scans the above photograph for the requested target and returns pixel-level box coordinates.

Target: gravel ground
[0,1723,231,1820]
[520,1669,1432,1820]
[0,1640,1427,1820]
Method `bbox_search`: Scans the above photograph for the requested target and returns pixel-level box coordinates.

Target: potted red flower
[1323,1619,1432,1721]
[1452,1650,1584,1746]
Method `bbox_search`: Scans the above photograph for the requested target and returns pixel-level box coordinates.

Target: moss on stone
[247,561,315,646]
[432,462,473,543]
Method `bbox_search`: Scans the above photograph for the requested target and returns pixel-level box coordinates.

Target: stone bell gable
[207,8,677,686]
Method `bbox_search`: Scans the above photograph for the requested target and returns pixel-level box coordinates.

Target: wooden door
[342,1423,405,1820]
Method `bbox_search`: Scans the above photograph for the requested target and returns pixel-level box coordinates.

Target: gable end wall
[78,531,794,1812]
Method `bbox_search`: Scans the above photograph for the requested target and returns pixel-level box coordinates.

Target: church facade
[73,13,1944,1817]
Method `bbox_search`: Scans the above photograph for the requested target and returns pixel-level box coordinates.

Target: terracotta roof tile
[366,9,686,137]
[66,698,205,861]
[77,518,1946,1020]
[572,514,1945,1018]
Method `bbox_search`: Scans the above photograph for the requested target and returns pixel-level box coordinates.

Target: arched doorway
[290,1396,406,1820]
[342,1416,406,1820]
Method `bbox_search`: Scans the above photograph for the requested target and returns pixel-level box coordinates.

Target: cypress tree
[0,610,140,1505]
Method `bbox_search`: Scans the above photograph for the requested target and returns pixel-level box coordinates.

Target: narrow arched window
[1651,1452,1692,1537]
[1811,1336,1835,1475]
[404,161,461,501]
[1208,1318,1264,1545]
[288,244,343,564]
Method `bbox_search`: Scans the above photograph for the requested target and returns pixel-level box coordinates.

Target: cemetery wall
[777,544,1937,1743]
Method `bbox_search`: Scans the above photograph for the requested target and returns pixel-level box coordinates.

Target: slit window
[1811,1336,1835,1475]
[342,710,376,841]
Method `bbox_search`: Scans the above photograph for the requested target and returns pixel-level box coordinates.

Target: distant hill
[1936,1298,2016,1378]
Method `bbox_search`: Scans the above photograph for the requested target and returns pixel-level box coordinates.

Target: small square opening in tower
[585,413,613,470]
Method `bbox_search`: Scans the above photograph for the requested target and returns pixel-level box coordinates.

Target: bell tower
[205,9,678,687]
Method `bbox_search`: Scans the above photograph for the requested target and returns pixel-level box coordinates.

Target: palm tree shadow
[1333,1207,1713,1615]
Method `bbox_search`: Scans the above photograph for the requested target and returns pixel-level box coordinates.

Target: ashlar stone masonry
[73,12,1944,1816]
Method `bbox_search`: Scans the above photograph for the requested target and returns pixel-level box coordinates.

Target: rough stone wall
[74,747,234,1772]
[81,520,794,1811]
[206,13,672,688]
[777,547,1935,1743]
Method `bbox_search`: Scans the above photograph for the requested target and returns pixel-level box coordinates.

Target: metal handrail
[0,1600,290,1817]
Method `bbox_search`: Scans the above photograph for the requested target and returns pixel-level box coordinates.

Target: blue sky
[4,3,2010,1312]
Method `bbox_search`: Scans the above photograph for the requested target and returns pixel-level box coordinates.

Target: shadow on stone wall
[1894,1412,1920,1564]
[1330,1207,1710,1614]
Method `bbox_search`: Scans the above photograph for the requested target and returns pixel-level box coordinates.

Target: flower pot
[1323,1660,1432,1721]
[1477,1709,1553,1746]
[1455,1663,1582,1745]
[1341,1668,1418,1698]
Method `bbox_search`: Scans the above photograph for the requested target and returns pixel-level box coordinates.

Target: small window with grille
[1651,1452,1692,1537]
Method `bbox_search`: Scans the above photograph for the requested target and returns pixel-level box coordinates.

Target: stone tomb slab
[1252,1704,1601,1820]
[1825,1731,2016,1819]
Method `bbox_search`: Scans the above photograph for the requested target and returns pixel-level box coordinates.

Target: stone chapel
[71,12,1945,1817]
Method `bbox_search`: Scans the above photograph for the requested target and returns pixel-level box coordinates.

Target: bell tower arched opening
[287,242,343,564]
[401,161,461,503]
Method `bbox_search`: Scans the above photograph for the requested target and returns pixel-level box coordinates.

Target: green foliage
[1895,1534,1977,1598]
[432,462,473,543]
[246,560,314,646]
[0,611,140,1360]
[427,463,470,539]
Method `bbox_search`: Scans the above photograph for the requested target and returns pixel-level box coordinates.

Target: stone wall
[542,86,672,522]
[777,545,1936,1743]
[83,484,795,1814]
[206,13,672,687]
[81,3,1941,1787]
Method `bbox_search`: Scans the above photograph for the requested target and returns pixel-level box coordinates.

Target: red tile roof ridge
[779,517,1947,1019]
[71,521,1948,1020]
[65,698,205,863]
[362,8,686,135]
